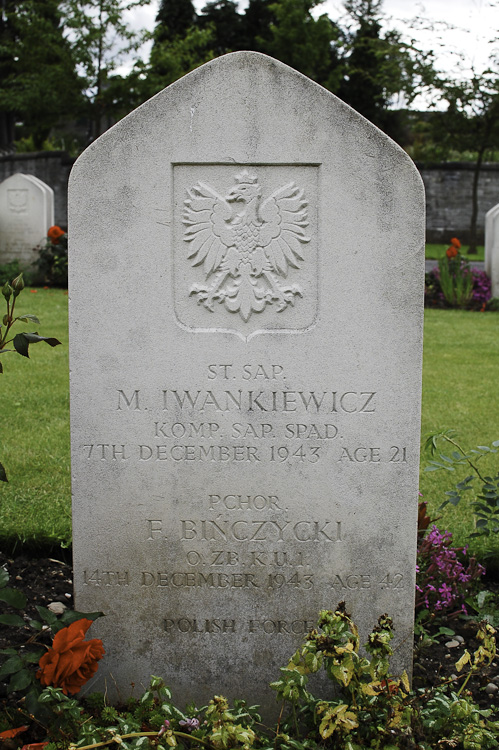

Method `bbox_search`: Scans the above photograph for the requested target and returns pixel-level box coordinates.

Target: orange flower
[450,237,461,249]
[446,245,458,258]
[0,726,28,739]
[37,619,104,695]
[47,226,65,245]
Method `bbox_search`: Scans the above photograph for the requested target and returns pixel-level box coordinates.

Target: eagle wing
[258,182,310,277]
[182,182,235,276]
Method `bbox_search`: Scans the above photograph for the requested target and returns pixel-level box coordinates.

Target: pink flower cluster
[416,526,485,615]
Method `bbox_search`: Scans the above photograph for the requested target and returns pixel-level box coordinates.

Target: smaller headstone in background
[24,175,55,231]
[0,173,54,271]
[485,204,499,298]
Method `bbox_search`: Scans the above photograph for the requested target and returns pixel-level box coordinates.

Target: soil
[1,551,499,744]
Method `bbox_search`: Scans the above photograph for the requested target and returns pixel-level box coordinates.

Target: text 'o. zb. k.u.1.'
[183,170,310,322]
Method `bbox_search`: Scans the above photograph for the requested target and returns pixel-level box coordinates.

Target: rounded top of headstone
[73,51,418,177]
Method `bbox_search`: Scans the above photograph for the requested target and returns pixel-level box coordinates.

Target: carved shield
[173,164,318,340]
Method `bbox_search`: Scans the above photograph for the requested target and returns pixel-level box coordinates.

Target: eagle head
[226,170,262,203]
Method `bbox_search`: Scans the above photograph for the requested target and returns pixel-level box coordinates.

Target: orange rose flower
[0,726,28,739]
[47,226,65,245]
[450,237,461,249]
[446,245,458,258]
[37,619,104,695]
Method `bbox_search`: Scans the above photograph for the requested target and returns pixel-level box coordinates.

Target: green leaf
[13,333,30,357]
[29,619,43,631]
[0,567,9,588]
[23,651,44,664]
[35,605,57,625]
[440,454,455,463]
[12,332,62,358]
[0,461,7,482]
[0,587,27,608]
[16,314,40,324]
[57,610,103,629]
[0,655,23,677]
[0,614,25,626]
[477,446,491,451]
[9,668,32,692]
[22,332,61,347]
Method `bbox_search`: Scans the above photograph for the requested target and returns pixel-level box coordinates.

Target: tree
[338,0,435,141]
[196,0,243,56]
[241,0,276,51]
[61,0,150,142]
[145,24,215,97]
[154,0,197,45]
[430,70,499,252]
[0,0,82,150]
[259,0,340,89]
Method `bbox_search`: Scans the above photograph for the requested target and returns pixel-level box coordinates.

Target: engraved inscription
[183,170,310,321]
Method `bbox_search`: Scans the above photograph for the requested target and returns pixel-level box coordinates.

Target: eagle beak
[226,187,241,202]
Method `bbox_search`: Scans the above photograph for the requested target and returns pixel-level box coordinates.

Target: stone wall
[1,152,499,244]
[418,162,499,244]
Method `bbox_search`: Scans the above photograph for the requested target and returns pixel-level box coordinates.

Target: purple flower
[179,718,200,732]
[416,525,485,615]
[158,720,171,737]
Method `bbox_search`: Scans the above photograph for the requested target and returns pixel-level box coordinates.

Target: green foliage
[197,0,244,56]
[0,0,83,149]
[438,253,474,308]
[0,566,102,734]
[36,229,69,287]
[262,0,339,89]
[155,0,197,44]
[424,430,499,543]
[147,0,435,145]
[270,605,499,749]
[145,24,215,96]
[61,0,151,140]
[0,260,22,286]
[1,606,498,747]
[426,69,499,250]
[337,1,434,140]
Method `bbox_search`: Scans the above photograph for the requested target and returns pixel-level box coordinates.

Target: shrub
[36,226,68,287]
[0,260,21,286]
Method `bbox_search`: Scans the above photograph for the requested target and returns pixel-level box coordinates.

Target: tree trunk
[468,117,493,254]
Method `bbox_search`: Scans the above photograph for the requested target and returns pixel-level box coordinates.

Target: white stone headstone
[485,203,499,297]
[24,175,55,230]
[0,173,53,269]
[69,52,424,712]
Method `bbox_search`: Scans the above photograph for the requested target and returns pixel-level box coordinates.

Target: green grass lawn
[1,291,498,562]
[426,243,485,261]
[1,288,71,549]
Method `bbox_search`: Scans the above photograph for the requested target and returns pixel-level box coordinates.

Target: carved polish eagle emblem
[182,170,310,322]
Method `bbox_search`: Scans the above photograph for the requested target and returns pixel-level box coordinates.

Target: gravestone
[485,203,499,298]
[0,173,53,269]
[69,52,424,711]
[24,175,55,230]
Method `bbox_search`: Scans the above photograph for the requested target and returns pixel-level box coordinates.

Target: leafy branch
[424,429,499,538]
